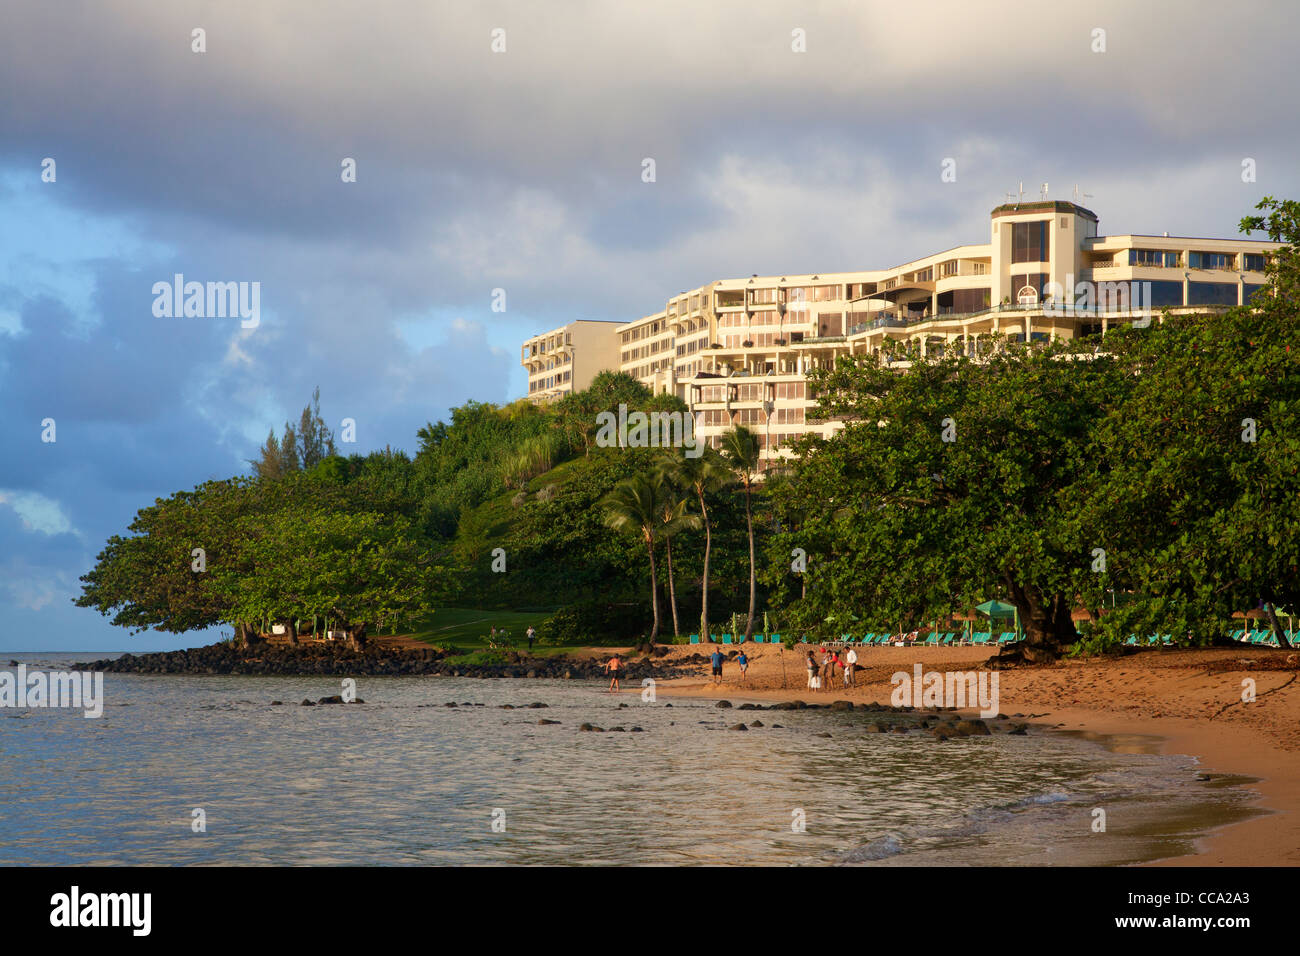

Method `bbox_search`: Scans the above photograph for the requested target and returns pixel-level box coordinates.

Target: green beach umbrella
[975,599,1017,617]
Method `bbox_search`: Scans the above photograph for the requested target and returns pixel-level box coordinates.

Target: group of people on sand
[805,646,857,691]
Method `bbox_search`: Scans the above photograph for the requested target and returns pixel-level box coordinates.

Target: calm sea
[0,652,1262,866]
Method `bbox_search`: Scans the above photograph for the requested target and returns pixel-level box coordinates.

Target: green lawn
[402,608,569,655]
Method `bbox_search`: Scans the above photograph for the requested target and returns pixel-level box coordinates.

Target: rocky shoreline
[74,641,696,681]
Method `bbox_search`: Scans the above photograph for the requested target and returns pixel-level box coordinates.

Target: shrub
[540,600,651,645]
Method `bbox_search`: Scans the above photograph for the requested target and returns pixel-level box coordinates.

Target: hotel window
[1148,281,1184,308]
[1244,283,1267,303]
[1128,249,1174,267]
[940,260,959,278]
[1243,253,1267,272]
[1010,273,1050,298]
[1011,221,1049,263]
[1187,282,1238,306]
[751,288,776,304]
[951,288,991,313]
[1189,251,1233,270]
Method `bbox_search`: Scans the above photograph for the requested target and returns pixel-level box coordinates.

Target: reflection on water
[0,656,1263,866]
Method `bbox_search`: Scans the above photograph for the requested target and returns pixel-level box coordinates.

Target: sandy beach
[642,642,1300,866]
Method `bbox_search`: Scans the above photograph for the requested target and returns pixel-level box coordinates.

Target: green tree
[720,425,762,640]
[602,472,668,641]
[214,503,442,649]
[1080,197,1300,649]
[653,472,702,636]
[297,385,338,469]
[660,446,732,638]
[251,387,336,478]
[775,339,1133,660]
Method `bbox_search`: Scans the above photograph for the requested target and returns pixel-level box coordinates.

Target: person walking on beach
[604,653,623,693]
[820,648,834,693]
[844,643,858,688]
[709,647,725,685]
[805,650,818,690]
[526,625,535,650]
[736,649,749,684]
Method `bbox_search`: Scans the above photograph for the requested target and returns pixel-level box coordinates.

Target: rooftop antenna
[1040,182,1049,200]
[1017,182,1025,206]
[1072,184,1093,204]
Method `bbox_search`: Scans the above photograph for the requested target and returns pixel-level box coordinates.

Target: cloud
[0,490,77,536]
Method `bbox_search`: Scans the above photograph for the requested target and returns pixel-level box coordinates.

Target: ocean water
[0,652,1263,866]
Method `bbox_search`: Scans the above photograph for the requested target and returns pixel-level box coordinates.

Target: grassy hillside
[405,607,559,651]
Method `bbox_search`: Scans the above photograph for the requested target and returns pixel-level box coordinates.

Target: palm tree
[656,487,703,636]
[601,473,666,641]
[660,448,731,640]
[720,425,761,640]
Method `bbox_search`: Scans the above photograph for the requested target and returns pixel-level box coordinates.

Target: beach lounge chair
[998,631,1017,644]
[924,632,940,645]
[1228,628,1246,642]
[771,633,783,644]
[971,632,992,645]
[689,633,700,644]
[939,632,956,645]
[841,633,853,644]
[721,633,733,644]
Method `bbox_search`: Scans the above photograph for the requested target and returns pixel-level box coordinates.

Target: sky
[2,0,1297,651]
